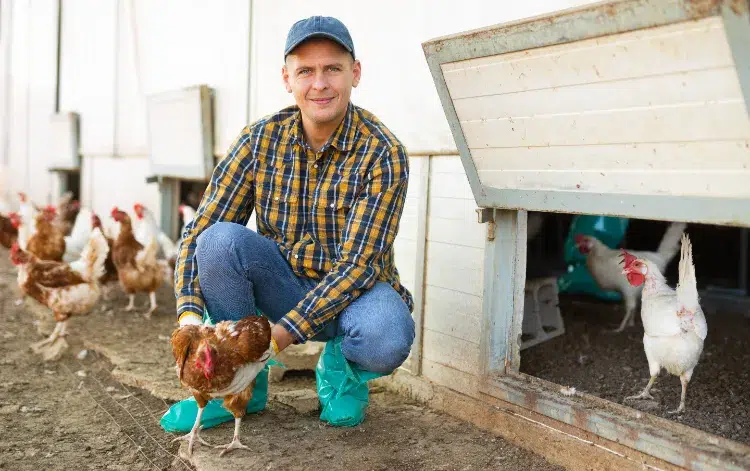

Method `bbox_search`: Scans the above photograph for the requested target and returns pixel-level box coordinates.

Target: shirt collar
[289,102,358,153]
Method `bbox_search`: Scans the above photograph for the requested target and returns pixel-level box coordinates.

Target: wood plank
[428,172,474,199]
[425,242,484,297]
[404,156,431,376]
[401,197,421,219]
[478,186,750,227]
[427,216,485,248]
[393,238,417,284]
[430,155,466,174]
[426,241,484,271]
[462,100,750,148]
[397,214,419,240]
[427,197,476,221]
[442,17,730,99]
[480,210,527,374]
[420,359,481,399]
[454,66,743,120]
[423,286,482,344]
[472,141,750,172]
[478,168,750,198]
[422,329,481,376]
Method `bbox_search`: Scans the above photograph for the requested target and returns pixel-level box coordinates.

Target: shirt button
[313,164,318,169]
[294,255,299,259]
[274,196,279,200]
[330,203,335,208]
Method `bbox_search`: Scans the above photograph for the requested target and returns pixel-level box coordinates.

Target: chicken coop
[407,0,750,469]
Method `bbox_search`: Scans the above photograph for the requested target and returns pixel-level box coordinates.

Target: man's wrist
[178,312,203,326]
[271,324,295,352]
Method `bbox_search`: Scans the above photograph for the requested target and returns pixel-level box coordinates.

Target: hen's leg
[625,375,657,401]
[215,417,251,456]
[30,321,64,349]
[124,294,135,311]
[172,406,211,456]
[609,297,636,333]
[143,292,157,318]
[102,284,113,302]
[668,372,691,414]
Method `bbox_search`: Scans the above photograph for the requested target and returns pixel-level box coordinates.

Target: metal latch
[475,207,496,241]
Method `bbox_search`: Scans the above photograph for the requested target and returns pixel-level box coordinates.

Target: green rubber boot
[316,336,385,427]
[159,308,275,433]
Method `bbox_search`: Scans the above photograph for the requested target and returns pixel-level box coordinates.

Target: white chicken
[621,233,706,414]
[133,203,178,264]
[179,204,196,238]
[63,206,94,262]
[16,192,38,250]
[575,221,687,332]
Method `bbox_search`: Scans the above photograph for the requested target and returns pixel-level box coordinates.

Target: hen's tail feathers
[656,221,688,263]
[157,231,178,260]
[74,228,110,282]
[63,207,93,262]
[676,233,700,313]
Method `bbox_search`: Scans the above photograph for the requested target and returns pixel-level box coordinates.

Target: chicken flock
[0,193,710,454]
[1,191,275,456]
[0,192,188,358]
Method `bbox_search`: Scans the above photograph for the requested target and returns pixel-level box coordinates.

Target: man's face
[282,38,361,128]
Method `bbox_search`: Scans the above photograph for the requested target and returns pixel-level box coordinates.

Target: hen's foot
[215,436,251,457]
[173,426,211,456]
[668,402,686,415]
[625,391,654,401]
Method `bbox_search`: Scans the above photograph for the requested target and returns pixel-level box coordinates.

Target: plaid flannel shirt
[174,102,414,342]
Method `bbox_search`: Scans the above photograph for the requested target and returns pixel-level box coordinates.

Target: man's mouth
[310,97,334,105]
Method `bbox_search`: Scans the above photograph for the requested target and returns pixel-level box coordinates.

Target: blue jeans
[195,222,415,374]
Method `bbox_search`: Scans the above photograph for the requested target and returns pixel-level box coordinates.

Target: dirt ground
[0,253,564,471]
[521,294,750,445]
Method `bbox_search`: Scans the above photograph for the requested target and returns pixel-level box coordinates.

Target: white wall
[1,0,59,207]
[249,0,597,154]
[1,0,598,206]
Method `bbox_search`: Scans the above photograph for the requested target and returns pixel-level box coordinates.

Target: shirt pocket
[313,189,356,251]
[256,182,300,238]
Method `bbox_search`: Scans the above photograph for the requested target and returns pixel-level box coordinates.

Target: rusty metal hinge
[475,208,496,241]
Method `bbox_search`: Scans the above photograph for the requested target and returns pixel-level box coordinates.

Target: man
[172,16,415,427]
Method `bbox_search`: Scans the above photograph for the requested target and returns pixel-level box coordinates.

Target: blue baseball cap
[284,16,355,59]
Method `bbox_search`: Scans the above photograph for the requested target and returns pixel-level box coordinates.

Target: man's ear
[281,64,292,93]
[352,59,361,88]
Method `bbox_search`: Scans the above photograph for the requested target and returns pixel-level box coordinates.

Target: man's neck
[301,112,346,153]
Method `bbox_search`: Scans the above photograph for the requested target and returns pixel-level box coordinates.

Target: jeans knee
[341,286,416,374]
[196,222,244,264]
[362,326,414,373]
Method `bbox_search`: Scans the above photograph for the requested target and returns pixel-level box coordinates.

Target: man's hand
[178,312,203,327]
[271,324,295,354]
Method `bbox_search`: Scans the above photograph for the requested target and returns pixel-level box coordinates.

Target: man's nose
[312,72,328,90]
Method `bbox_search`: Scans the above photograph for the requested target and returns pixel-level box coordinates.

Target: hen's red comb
[620,249,637,268]
[574,234,587,245]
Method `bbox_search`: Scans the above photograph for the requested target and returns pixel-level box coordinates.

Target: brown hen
[170,315,273,456]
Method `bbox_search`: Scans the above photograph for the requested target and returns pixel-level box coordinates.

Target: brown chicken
[55,193,80,236]
[26,206,66,262]
[10,228,109,360]
[0,212,18,249]
[110,207,165,316]
[170,316,273,456]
